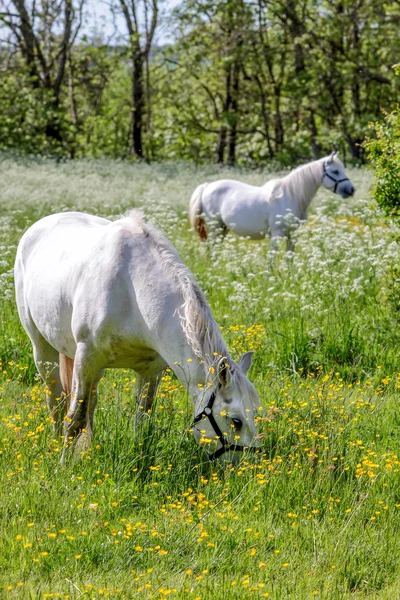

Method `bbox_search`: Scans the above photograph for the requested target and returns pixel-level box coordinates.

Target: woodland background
[0,0,398,167]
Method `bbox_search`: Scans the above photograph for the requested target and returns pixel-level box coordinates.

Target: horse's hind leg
[17,299,66,435]
[208,220,228,244]
[135,372,163,422]
[62,342,102,461]
[206,220,228,258]
[60,355,103,439]
[30,334,65,436]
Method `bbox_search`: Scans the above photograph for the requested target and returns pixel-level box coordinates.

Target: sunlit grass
[2,157,400,599]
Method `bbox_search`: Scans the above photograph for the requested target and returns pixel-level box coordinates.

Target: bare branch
[54,0,76,95]
[119,0,134,37]
[143,0,158,57]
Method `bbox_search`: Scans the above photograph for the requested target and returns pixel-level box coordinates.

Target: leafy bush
[0,71,72,158]
[364,67,400,217]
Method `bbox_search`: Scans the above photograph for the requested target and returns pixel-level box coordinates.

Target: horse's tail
[59,354,74,395]
[189,183,208,240]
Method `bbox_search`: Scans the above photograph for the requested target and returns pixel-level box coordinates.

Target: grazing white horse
[14,211,260,462]
[189,152,355,250]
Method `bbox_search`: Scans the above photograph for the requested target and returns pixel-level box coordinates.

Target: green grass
[2,156,400,599]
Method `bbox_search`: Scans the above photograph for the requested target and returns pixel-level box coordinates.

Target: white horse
[14,211,260,462]
[189,152,355,251]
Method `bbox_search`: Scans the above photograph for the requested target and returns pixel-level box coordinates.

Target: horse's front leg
[286,236,295,253]
[61,342,102,463]
[268,230,285,270]
[270,234,283,253]
[286,215,301,254]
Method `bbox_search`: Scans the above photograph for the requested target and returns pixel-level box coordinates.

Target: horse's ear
[329,150,338,163]
[239,351,254,375]
[217,357,232,388]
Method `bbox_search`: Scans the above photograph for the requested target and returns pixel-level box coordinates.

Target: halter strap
[192,390,260,461]
[322,161,350,194]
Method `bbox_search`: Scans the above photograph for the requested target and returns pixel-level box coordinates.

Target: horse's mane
[124,210,230,370]
[278,158,324,209]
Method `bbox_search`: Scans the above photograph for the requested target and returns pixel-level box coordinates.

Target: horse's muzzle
[342,184,355,198]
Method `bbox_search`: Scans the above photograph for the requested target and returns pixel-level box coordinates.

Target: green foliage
[71,46,132,159]
[0,70,71,157]
[364,70,400,218]
[0,0,399,164]
[148,0,399,166]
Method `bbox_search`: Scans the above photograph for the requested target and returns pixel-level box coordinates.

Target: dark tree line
[0,0,398,165]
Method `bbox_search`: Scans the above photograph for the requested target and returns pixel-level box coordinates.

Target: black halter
[192,390,261,461]
[322,161,350,193]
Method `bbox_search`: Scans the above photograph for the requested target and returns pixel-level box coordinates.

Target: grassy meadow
[2,156,400,599]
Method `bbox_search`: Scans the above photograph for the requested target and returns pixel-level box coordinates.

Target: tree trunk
[256,77,273,159]
[145,51,151,133]
[131,53,145,158]
[44,92,64,143]
[215,66,232,164]
[68,58,78,127]
[274,85,284,152]
[285,0,305,75]
[308,110,320,158]
[227,60,240,166]
[351,9,361,117]
[344,130,363,161]
[216,128,227,164]
[45,121,63,143]
[294,41,305,75]
[13,0,40,83]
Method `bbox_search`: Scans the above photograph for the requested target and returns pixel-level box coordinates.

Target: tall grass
[1,157,400,599]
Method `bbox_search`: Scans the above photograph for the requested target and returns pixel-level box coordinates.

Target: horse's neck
[170,347,213,412]
[171,345,206,388]
[147,260,230,409]
[283,160,323,213]
[157,315,225,409]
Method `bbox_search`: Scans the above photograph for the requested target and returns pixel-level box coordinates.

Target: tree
[0,0,399,163]
[0,0,85,145]
[364,67,400,218]
[115,0,158,159]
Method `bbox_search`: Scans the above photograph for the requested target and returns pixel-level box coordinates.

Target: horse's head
[322,151,355,199]
[192,352,261,463]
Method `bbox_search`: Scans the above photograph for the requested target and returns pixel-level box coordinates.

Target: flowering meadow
[2,157,400,599]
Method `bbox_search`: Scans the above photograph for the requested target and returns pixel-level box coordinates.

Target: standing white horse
[15,211,260,462]
[189,152,355,250]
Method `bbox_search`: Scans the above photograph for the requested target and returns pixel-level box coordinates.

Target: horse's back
[16,212,110,271]
[16,212,112,300]
[15,211,179,364]
[205,179,263,203]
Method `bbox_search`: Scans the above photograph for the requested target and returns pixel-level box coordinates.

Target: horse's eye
[231,418,242,432]
[333,169,339,175]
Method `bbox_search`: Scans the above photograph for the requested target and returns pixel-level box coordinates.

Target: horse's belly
[221,204,269,239]
[106,346,162,370]
[236,230,266,240]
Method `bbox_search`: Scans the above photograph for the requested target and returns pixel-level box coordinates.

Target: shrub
[364,67,400,218]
